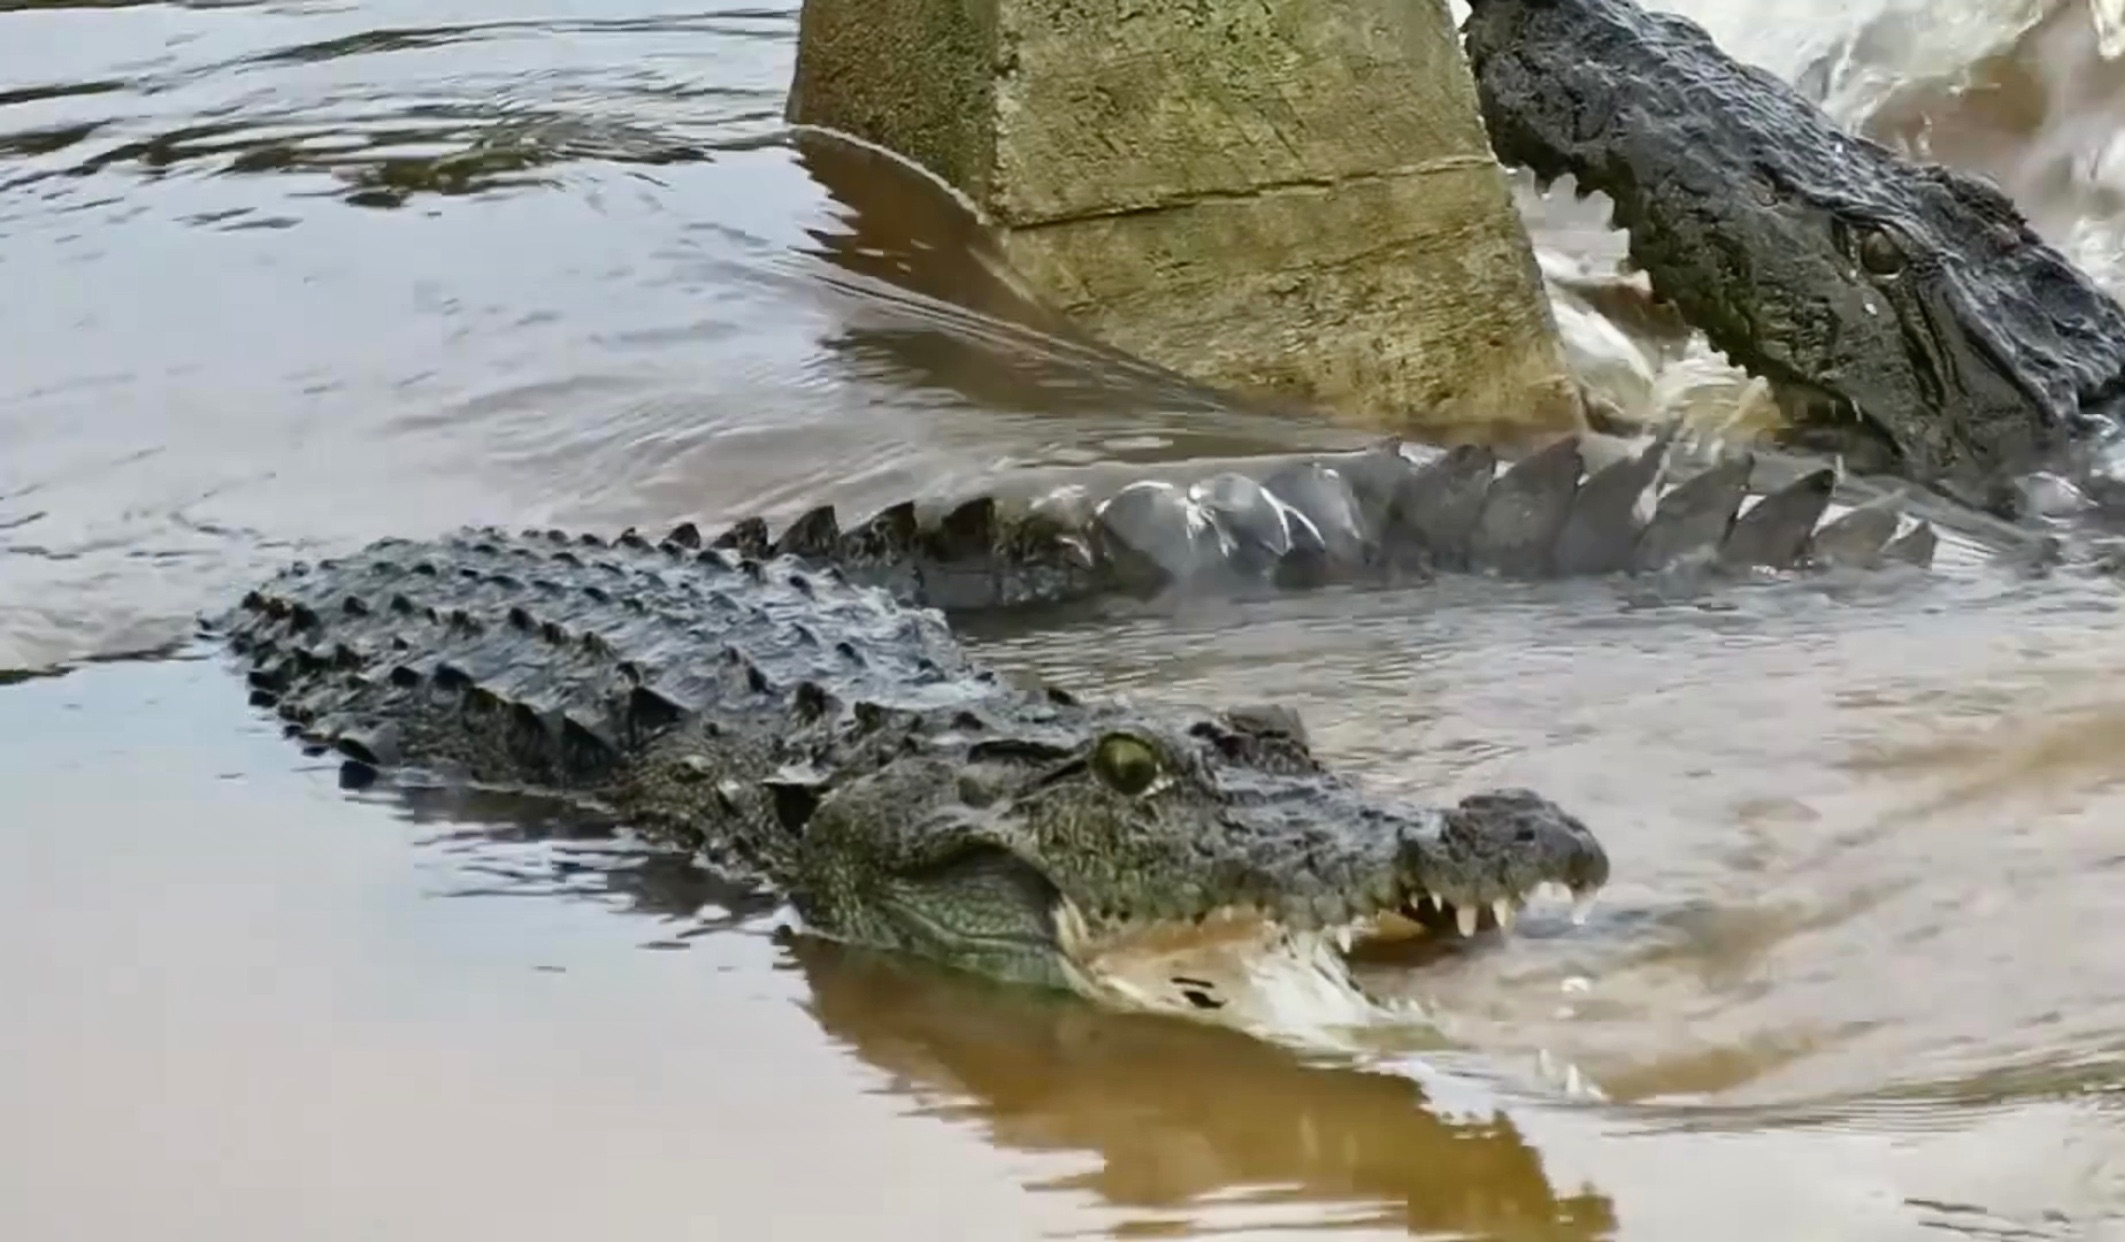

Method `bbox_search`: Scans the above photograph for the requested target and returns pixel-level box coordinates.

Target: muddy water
[4,1,2125,1238]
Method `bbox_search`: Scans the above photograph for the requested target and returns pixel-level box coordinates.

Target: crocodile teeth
[1455,904,1480,937]
[1492,898,1516,934]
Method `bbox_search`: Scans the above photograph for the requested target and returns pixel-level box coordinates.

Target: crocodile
[213,525,1610,1024]
[1462,0,2125,521]
[212,419,1986,1020]
[687,433,1946,618]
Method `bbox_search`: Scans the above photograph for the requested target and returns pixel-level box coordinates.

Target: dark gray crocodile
[1462,0,2125,521]
[214,417,1997,1018]
[687,434,1948,617]
[213,524,1610,1021]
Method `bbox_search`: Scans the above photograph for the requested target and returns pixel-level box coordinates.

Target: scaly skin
[1463,0,2125,518]
[213,527,1609,1013]
[692,435,1943,617]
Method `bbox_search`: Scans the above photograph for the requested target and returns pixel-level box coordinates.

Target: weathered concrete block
[788,0,1582,434]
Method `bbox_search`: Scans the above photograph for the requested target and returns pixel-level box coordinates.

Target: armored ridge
[692,435,1943,618]
[214,528,1610,1020]
[1462,0,2125,519]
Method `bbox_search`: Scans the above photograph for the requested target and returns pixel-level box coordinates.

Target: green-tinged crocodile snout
[788,712,1609,1013]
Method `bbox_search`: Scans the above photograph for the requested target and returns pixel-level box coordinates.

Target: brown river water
[6,1,2125,1238]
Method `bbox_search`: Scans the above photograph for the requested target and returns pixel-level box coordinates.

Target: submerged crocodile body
[1463,0,2125,521]
[214,526,1610,1021]
[688,434,1945,618]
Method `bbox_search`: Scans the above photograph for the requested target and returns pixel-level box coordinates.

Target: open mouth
[1050,880,1601,1031]
[1759,387,1908,476]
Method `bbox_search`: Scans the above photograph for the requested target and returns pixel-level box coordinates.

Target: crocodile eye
[1091,732,1163,797]
[1858,227,1905,277]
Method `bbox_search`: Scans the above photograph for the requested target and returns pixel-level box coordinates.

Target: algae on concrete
[788,0,1582,435]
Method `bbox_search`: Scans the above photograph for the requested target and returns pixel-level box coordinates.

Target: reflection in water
[345,771,1621,1236]
[394,775,2125,1238]
[787,936,1618,1239]
[396,791,1618,1235]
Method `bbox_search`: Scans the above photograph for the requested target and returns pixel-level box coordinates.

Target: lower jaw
[1056,917,1412,1035]
[1051,894,1592,1035]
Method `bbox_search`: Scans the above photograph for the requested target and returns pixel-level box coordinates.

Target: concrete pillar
[787,0,1583,435]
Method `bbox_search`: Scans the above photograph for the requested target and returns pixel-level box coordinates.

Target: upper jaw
[1393,788,1610,932]
[1044,789,1611,1014]
[1230,788,1612,938]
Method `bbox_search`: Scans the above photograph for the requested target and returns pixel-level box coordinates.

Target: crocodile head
[1462,0,2125,516]
[785,701,1609,1022]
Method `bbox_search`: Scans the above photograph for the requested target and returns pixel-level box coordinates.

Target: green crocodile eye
[1091,732,1163,797]
[1858,228,1905,277]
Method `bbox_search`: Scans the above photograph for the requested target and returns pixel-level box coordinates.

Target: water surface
[5,1,2125,1238]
